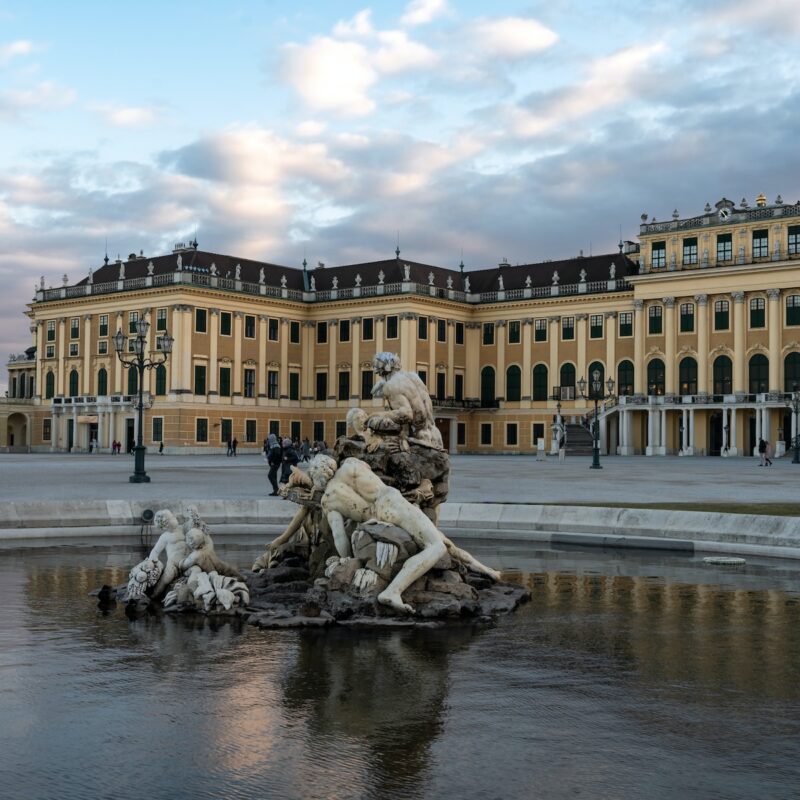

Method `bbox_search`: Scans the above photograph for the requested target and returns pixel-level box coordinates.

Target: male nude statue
[148,510,189,599]
[368,352,443,450]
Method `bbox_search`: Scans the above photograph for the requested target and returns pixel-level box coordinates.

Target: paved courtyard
[0,451,796,506]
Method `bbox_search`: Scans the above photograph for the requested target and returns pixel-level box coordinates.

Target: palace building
[3,192,800,456]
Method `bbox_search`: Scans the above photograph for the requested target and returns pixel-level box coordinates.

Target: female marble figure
[148,510,189,598]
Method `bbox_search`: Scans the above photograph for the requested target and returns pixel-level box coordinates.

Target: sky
[1,0,799,389]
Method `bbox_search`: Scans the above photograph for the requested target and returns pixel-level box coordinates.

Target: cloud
[332,8,374,38]
[89,103,160,127]
[0,39,34,66]
[467,17,558,59]
[0,81,76,120]
[401,0,448,27]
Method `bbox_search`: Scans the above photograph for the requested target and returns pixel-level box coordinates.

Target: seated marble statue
[180,528,243,580]
[148,510,189,599]
[367,352,443,450]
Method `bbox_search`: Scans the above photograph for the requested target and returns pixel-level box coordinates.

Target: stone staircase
[565,423,595,455]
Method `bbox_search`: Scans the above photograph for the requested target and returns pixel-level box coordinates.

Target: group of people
[262,435,329,495]
[110,440,124,454]
[226,438,238,457]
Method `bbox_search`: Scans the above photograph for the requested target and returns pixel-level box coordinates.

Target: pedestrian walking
[758,437,767,466]
[266,433,282,495]
[280,437,299,485]
[232,437,238,457]
[301,437,310,462]
[765,439,773,467]
[159,441,164,455]
[226,437,233,457]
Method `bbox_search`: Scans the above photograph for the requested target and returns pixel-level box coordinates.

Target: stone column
[619,409,627,453]
[755,404,762,447]
[521,319,532,403]
[301,322,314,400]
[142,308,153,394]
[681,408,688,452]
[34,321,44,399]
[548,316,559,396]
[576,314,588,403]
[72,404,78,452]
[447,321,456,397]
[792,407,798,442]
[97,410,104,452]
[633,300,645,394]
[663,297,676,394]
[399,313,417,372]
[375,314,385,354]
[767,288,781,391]
[57,317,66,396]
[730,407,738,456]
[695,295,709,394]
[258,316,268,397]
[495,320,506,400]
[689,408,695,453]
[605,311,617,391]
[762,407,770,443]
[233,312,243,396]
[465,322,481,400]
[350,319,361,403]
[721,407,728,452]
[209,309,219,395]
[646,407,654,455]
[428,317,436,394]
[280,318,289,399]
[113,312,124,394]
[660,407,667,453]
[600,416,607,454]
[327,320,338,401]
[732,291,745,393]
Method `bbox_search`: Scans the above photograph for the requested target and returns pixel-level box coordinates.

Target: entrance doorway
[748,414,757,456]
[435,417,451,451]
[67,419,74,452]
[126,419,135,453]
[709,412,723,456]
[89,422,98,451]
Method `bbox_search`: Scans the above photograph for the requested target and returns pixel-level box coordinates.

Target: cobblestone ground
[0,451,795,505]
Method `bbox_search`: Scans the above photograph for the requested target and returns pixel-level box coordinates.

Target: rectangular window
[386,315,399,339]
[362,317,374,341]
[418,369,427,387]
[220,419,232,444]
[313,421,324,443]
[196,418,208,443]
[195,308,207,333]
[269,420,280,437]
[99,315,108,337]
[590,315,603,339]
[317,321,328,344]
[336,421,347,440]
[156,308,167,332]
[788,295,800,326]
[437,319,447,342]
[219,367,231,397]
[455,373,464,401]
[716,233,732,263]
[128,337,136,353]
[680,303,695,333]
[127,312,138,335]
[268,370,279,400]
[244,368,255,398]
[69,343,79,357]
[245,419,257,443]
[47,320,56,341]
[436,372,446,399]
[338,370,350,401]
[46,344,55,358]
[71,317,80,339]
[752,229,769,259]
[508,320,521,344]
[457,422,466,446]
[290,421,301,442]
[651,241,666,269]
[339,319,350,343]
[269,318,279,341]
[290,320,300,343]
[533,423,545,448]
[648,305,663,335]
[152,417,163,443]
[714,300,730,330]
[289,372,300,400]
[750,297,765,329]
[97,340,108,355]
[506,423,518,446]
[789,225,800,256]
[682,237,698,266]
[361,370,374,400]
[534,319,547,342]
[455,321,464,345]
[561,317,575,340]
[619,312,633,337]
[244,315,256,338]
[220,311,232,336]
[480,422,492,445]
[316,371,328,401]
[194,365,207,395]
[43,418,52,441]
[418,316,428,340]
[481,322,493,345]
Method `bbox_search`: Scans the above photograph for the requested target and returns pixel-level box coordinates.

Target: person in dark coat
[266,433,282,495]
[231,437,238,457]
[279,437,299,485]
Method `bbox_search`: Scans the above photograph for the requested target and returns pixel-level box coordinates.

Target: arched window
[647,359,665,396]
[560,363,575,388]
[679,357,697,395]
[713,355,732,395]
[480,366,495,407]
[506,365,521,402]
[97,368,108,397]
[45,371,55,399]
[68,369,79,397]
[155,364,167,396]
[127,368,138,396]
[785,352,800,392]
[748,353,768,394]
[587,361,605,397]
[617,360,634,396]
[532,364,548,401]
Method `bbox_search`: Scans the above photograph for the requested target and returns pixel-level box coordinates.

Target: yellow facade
[3,196,800,456]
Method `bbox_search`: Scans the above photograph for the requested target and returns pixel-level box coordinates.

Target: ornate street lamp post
[577,369,615,470]
[113,320,173,483]
[786,383,800,465]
